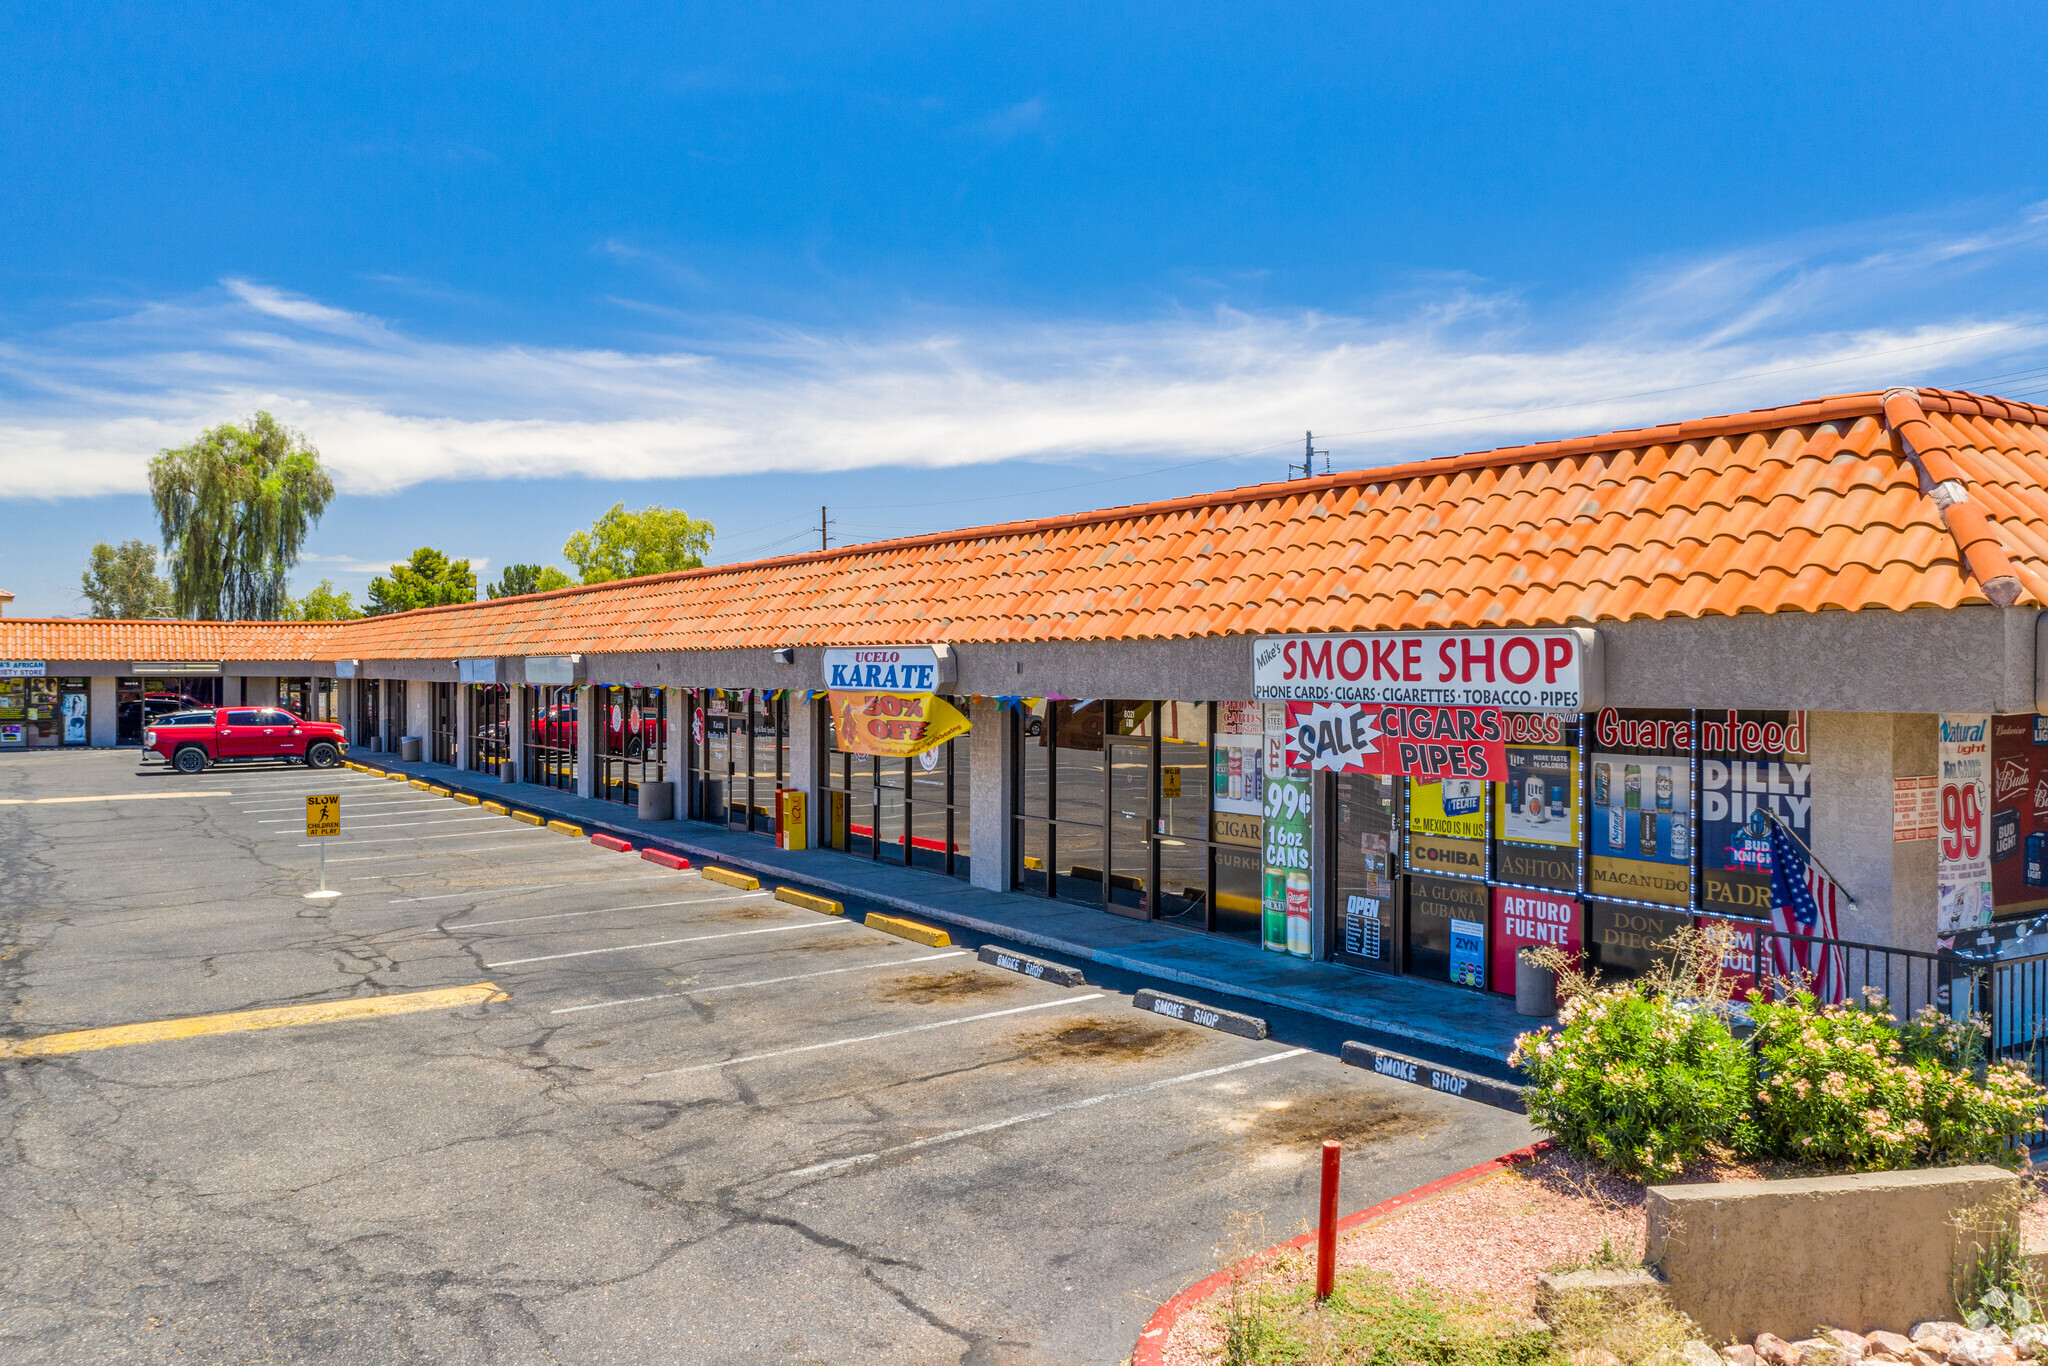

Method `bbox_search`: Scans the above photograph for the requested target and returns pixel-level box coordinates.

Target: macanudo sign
[1253,629,1600,709]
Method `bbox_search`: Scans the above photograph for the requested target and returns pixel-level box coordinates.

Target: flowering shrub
[1748,994,2046,1170]
[1510,985,1751,1181]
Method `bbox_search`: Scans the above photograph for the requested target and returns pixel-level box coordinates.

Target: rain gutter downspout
[1881,386,2024,608]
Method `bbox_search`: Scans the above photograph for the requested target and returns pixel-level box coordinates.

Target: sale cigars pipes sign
[826,691,971,758]
[1251,628,1598,709]
[1939,714,1993,931]
[1284,700,1507,780]
[1698,710,1813,918]
[1588,708,1693,908]
[823,647,942,693]
[1490,887,1582,995]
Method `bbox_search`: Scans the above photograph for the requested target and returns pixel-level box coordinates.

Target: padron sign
[1284,700,1507,781]
[1253,628,1599,709]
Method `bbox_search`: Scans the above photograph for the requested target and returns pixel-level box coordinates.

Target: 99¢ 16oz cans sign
[1252,629,1599,709]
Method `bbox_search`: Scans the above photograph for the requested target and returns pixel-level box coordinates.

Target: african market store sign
[828,692,971,759]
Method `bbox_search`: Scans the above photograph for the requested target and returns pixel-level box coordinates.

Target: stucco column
[575,685,596,799]
[968,697,1010,892]
[505,687,525,784]
[408,681,432,750]
[89,675,117,747]
[668,687,688,822]
[1809,711,1940,958]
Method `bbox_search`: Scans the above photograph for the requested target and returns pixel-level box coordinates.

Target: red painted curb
[639,848,691,870]
[591,833,633,853]
[1130,1139,1555,1366]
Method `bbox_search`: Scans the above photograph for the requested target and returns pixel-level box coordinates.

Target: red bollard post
[1316,1139,1340,1302]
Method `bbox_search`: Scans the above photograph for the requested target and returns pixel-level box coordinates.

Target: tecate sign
[1252,629,1599,708]
[824,647,941,693]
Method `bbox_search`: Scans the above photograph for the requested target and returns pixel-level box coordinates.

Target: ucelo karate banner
[828,692,971,758]
[1284,701,1507,781]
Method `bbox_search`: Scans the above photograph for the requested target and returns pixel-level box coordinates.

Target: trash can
[637,780,675,822]
[399,736,423,762]
[1515,947,1557,1017]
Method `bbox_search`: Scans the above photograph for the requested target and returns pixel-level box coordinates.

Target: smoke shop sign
[1252,629,1596,708]
[823,647,941,693]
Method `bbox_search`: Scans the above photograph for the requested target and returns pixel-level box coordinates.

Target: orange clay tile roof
[0,618,346,661]
[7,387,2048,662]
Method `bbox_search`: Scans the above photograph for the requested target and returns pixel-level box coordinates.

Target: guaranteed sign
[1285,700,1507,781]
[1252,629,1595,708]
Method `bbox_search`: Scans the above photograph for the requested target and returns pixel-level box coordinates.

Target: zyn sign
[1252,629,1601,709]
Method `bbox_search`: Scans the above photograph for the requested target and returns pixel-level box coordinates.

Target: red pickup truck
[146,708,349,774]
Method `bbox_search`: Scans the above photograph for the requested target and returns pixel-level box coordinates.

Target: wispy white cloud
[1,206,2045,502]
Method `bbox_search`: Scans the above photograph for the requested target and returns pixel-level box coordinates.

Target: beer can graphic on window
[1671,811,1689,860]
[1593,762,1611,808]
[1549,782,1566,820]
[1525,775,1546,822]
[1655,765,1673,813]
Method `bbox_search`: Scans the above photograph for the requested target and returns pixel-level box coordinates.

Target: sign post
[305,794,341,900]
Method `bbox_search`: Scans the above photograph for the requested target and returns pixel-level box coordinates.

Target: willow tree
[149,413,335,620]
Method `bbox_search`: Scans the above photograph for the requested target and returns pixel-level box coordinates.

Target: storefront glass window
[431,683,458,765]
[822,695,971,878]
[470,684,509,775]
[595,686,666,805]
[525,685,576,790]
[116,677,222,744]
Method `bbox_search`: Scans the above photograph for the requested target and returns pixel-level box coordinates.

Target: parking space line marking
[0,791,235,805]
[325,840,553,862]
[0,983,510,1058]
[642,994,1105,1079]
[784,1048,1312,1178]
[300,829,546,848]
[276,814,498,837]
[487,917,851,967]
[550,951,969,1014]
[386,872,678,902]
[452,893,759,930]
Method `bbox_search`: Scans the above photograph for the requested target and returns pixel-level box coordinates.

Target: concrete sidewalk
[351,753,1539,1072]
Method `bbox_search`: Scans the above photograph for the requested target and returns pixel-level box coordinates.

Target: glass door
[1106,737,1152,918]
[1331,771,1403,972]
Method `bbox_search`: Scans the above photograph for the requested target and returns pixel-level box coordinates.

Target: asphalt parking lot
[1,751,1533,1365]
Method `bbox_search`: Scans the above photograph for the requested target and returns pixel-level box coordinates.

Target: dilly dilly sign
[823,647,943,693]
[1252,628,1598,709]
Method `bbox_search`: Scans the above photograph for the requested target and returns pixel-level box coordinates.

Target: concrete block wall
[88,676,117,746]
[968,698,1008,892]
[1810,712,1939,956]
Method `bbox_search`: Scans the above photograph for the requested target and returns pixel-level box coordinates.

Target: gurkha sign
[1285,701,1507,781]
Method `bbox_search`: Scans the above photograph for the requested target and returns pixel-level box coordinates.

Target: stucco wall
[968,697,1010,893]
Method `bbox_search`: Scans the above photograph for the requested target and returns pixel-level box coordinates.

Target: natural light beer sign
[1285,701,1508,781]
[1252,628,1599,709]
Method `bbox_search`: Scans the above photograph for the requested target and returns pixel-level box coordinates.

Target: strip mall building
[8,386,2048,994]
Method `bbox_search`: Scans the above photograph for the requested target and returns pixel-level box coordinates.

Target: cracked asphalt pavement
[0,751,1533,1364]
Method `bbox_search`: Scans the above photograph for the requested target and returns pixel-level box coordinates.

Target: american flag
[1766,815,1849,1003]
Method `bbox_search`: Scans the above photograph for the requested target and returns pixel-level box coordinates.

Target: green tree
[149,412,334,620]
[80,539,173,618]
[285,579,363,621]
[562,503,714,585]
[365,547,477,615]
[486,563,574,599]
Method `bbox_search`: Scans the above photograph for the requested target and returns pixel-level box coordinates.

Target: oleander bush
[1748,993,2044,1170]
[1509,985,1752,1181]
[1513,959,2048,1179]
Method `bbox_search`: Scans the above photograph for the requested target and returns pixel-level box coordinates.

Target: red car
[146,708,349,774]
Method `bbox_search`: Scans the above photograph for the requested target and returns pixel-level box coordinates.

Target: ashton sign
[1252,629,1599,709]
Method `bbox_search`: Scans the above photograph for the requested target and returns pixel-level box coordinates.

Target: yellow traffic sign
[306,794,341,839]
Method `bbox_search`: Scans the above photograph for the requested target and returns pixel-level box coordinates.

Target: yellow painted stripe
[866,913,951,947]
[546,819,584,837]
[775,887,844,916]
[0,791,233,806]
[452,792,480,805]
[701,865,761,891]
[510,810,544,825]
[0,983,509,1059]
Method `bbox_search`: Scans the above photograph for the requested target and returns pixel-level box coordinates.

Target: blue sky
[6,2,2048,614]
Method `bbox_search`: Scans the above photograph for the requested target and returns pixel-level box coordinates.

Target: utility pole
[1295,431,1329,480]
[819,505,833,551]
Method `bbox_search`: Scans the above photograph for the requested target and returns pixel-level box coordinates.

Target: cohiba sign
[1252,629,1600,709]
